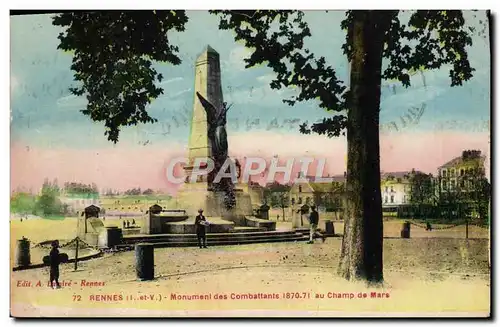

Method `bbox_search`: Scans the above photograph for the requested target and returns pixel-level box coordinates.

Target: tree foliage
[35,179,66,216]
[125,187,142,196]
[64,181,98,195]
[10,192,37,215]
[408,172,435,206]
[263,181,290,208]
[53,10,477,140]
[53,11,188,143]
[212,10,475,137]
[142,188,155,195]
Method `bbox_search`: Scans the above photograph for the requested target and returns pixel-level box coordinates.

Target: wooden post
[74,237,79,271]
[466,217,469,240]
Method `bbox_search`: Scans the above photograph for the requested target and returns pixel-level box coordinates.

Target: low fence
[13,236,103,271]
[404,219,487,239]
[396,203,489,222]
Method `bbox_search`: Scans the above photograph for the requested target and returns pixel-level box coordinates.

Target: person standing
[307,205,325,244]
[195,209,208,249]
[49,240,61,289]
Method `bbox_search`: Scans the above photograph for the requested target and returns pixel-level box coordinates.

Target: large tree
[52,10,481,283]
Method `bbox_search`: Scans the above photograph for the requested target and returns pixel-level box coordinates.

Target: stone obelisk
[177,45,223,216]
[176,45,253,219]
[186,45,223,172]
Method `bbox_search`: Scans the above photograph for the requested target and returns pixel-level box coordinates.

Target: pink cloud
[10,130,490,194]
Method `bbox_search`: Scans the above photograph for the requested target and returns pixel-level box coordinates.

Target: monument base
[175,182,253,222]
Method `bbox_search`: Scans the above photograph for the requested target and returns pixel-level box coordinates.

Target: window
[450,179,456,190]
[298,186,302,193]
[459,180,465,188]
[298,197,302,204]
[460,169,465,176]
[450,169,455,176]
[390,195,394,203]
[390,186,394,193]
[442,169,447,177]
[442,181,448,190]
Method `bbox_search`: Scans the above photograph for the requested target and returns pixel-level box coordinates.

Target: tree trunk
[338,11,388,284]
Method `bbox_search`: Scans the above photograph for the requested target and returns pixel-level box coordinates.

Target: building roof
[439,155,486,169]
[330,174,346,182]
[309,182,344,193]
[304,174,345,183]
[84,204,100,212]
[381,171,413,180]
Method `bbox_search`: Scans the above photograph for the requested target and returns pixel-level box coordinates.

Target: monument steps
[120,230,307,247]
[118,233,308,248]
[232,226,266,232]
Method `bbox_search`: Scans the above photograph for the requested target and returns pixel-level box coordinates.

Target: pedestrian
[126,220,130,228]
[307,205,325,244]
[49,240,61,289]
[132,219,136,226]
[195,209,208,249]
[122,221,126,229]
[277,214,280,221]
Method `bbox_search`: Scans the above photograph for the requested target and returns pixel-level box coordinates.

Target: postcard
[10,10,491,318]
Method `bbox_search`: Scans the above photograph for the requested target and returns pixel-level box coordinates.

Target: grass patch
[42,215,66,221]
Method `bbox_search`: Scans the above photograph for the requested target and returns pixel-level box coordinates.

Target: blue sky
[10,10,490,149]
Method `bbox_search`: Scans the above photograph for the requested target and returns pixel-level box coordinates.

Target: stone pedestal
[324,220,335,236]
[135,243,154,281]
[98,226,123,248]
[176,184,253,220]
[16,238,31,267]
[258,204,270,220]
[401,221,411,238]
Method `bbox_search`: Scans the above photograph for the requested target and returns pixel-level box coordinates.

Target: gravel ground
[11,237,490,317]
[10,218,490,317]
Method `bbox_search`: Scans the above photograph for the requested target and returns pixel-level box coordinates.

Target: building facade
[437,150,486,194]
[380,171,415,209]
[60,193,101,214]
[288,174,345,213]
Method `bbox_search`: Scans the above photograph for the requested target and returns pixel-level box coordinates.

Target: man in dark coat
[307,205,325,244]
[49,240,61,289]
[195,209,208,249]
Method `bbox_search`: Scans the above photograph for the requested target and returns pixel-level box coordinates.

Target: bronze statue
[196,92,231,160]
[196,92,236,208]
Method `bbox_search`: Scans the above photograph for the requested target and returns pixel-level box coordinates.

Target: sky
[10,11,491,193]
